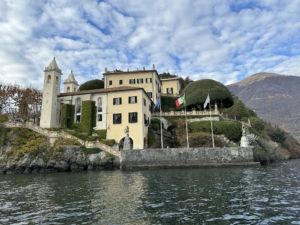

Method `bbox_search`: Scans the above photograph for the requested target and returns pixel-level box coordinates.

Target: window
[129,79,135,84]
[147,92,152,98]
[113,98,122,105]
[56,76,59,85]
[67,86,70,92]
[119,80,123,85]
[167,88,173,94]
[129,112,138,123]
[144,114,148,125]
[113,113,122,124]
[97,98,102,121]
[137,78,143,84]
[109,80,112,85]
[146,78,152,83]
[47,75,51,83]
[75,98,81,123]
[128,96,137,104]
[143,98,146,106]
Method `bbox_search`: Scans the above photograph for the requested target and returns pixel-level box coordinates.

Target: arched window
[56,76,59,85]
[75,98,81,122]
[67,86,70,92]
[47,75,51,83]
[97,97,102,121]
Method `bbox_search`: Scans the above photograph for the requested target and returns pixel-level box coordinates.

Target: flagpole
[209,98,215,148]
[184,100,189,148]
[160,95,163,149]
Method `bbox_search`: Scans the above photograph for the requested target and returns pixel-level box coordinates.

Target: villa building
[40,58,180,149]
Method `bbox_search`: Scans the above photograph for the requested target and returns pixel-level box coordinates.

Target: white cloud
[0,0,300,89]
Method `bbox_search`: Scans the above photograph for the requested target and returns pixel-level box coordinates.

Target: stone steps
[2,122,120,158]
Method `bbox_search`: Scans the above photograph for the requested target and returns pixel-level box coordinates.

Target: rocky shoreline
[0,146,120,175]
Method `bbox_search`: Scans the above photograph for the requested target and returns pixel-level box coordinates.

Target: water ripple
[1,160,300,224]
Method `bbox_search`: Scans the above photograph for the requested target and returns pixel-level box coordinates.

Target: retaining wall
[120,147,260,170]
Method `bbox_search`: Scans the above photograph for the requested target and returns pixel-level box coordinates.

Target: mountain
[227,72,300,141]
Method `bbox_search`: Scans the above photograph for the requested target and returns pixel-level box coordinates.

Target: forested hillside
[227,73,300,141]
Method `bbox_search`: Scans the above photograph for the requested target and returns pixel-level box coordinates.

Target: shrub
[190,120,242,142]
[0,127,7,148]
[150,118,164,130]
[242,117,265,132]
[222,99,256,120]
[188,132,223,147]
[81,147,102,155]
[9,128,50,157]
[101,139,116,146]
[161,96,178,112]
[94,129,107,139]
[0,114,9,122]
[269,128,286,144]
[148,128,156,146]
[63,129,98,142]
[53,137,81,147]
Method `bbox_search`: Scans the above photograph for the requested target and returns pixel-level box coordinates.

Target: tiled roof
[58,86,144,97]
[102,69,156,75]
[161,77,180,81]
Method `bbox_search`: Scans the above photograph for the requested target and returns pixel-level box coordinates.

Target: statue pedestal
[123,135,131,150]
[240,136,249,147]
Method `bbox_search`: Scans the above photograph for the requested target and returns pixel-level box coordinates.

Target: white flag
[204,94,210,108]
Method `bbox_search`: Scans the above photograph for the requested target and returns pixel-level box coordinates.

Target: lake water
[1,160,300,224]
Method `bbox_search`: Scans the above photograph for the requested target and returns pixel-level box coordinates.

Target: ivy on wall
[80,100,96,135]
[60,101,96,135]
[60,104,74,129]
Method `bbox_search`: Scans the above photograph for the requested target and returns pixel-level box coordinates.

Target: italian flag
[175,94,185,107]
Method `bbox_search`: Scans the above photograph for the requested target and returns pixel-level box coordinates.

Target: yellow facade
[106,88,151,149]
[161,78,181,95]
[103,69,161,104]
[58,86,151,149]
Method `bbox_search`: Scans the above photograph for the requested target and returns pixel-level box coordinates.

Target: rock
[99,152,107,160]
[88,154,100,165]
[20,157,32,168]
[47,160,56,169]
[54,160,69,172]
[30,157,45,169]
[76,153,87,167]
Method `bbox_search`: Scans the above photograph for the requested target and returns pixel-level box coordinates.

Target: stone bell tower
[40,58,62,128]
[63,71,79,92]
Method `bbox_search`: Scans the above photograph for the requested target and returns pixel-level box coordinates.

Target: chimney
[143,67,145,71]
[152,64,155,69]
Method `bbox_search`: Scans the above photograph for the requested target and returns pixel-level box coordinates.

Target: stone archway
[119,137,133,150]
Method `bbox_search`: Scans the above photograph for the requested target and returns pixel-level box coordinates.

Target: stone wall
[120,147,260,170]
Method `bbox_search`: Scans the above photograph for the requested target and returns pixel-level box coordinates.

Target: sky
[0,0,300,89]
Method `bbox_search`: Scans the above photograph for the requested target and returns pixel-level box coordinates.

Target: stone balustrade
[1,121,120,158]
[152,110,219,117]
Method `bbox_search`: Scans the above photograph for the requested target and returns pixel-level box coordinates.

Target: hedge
[190,120,242,142]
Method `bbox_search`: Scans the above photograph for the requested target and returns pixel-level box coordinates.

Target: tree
[222,99,256,120]
[179,79,234,110]
[0,82,42,123]
[79,79,104,91]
